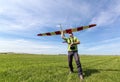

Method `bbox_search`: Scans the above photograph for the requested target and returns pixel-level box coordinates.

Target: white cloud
[0,0,51,32]
[90,0,120,27]
[79,37,120,55]
[91,12,114,26]
[0,36,120,55]
[0,0,93,32]
[0,38,66,54]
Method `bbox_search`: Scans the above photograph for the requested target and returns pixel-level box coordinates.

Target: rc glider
[37,24,96,36]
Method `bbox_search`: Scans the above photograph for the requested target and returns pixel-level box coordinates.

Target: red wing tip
[89,24,97,27]
[37,34,42,36]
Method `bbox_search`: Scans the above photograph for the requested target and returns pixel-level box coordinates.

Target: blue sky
[0,0,120,55]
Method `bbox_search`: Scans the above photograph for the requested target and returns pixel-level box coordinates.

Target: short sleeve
[74,37,79,42]
[63,37,67,41]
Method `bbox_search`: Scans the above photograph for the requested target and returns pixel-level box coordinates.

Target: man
[61,31,84,80]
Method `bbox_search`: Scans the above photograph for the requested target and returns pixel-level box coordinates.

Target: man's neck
[70,36,74,38]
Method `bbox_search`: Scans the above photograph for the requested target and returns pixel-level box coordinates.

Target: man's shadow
[83,68,120,78]
[58,66,120,78]
[58,66,100,77]
[83,69,100,77]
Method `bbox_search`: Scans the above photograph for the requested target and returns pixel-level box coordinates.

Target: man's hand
[70,43,74,46]
[70,41,80,46]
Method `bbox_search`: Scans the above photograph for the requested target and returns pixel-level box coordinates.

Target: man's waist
[68,50,78,52]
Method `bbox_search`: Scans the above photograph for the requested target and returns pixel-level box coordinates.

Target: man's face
[69,33,73,37]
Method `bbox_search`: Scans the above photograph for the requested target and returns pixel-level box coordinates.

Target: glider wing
[37,24,96,36]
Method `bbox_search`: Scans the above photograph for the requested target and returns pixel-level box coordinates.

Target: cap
[68,32,73,35]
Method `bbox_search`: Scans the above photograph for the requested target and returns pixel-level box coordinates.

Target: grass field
[0,53,120,82]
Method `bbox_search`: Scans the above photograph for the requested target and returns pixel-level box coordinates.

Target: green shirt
[63,37,79,51]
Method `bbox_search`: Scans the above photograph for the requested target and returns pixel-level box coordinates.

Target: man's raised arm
[61,31,65,39]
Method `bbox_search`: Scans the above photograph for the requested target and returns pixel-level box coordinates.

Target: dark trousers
[68,51,83,75]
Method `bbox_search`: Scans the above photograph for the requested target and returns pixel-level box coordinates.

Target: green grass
[0,53,120,82]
